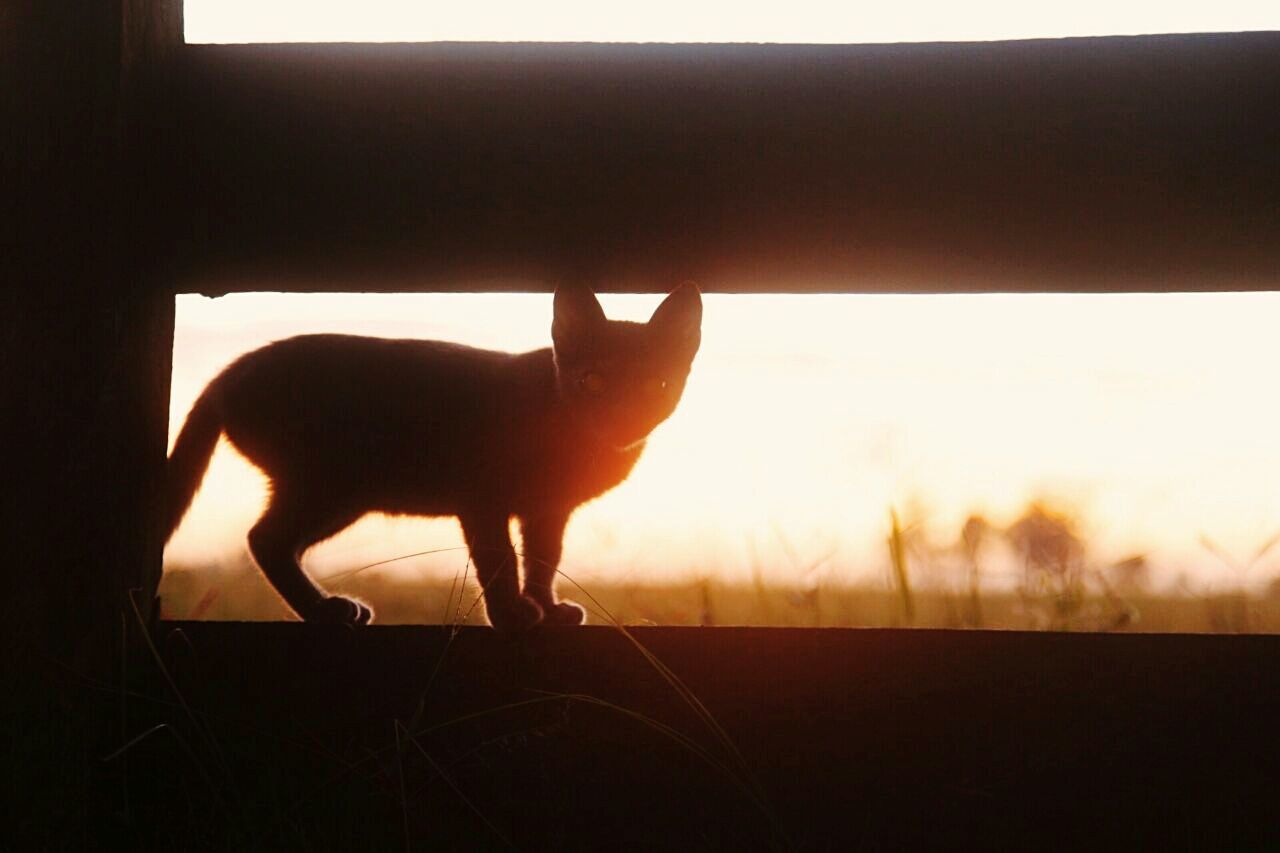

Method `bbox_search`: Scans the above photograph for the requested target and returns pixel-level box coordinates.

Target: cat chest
[379,420,643,511]
[503,444,644,511]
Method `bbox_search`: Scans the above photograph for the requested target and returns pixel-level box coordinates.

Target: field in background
[160,560,1280,634]
[162,497,1280,633]
[170,293,1280,605]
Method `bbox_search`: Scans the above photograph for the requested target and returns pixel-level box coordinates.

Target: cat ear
[552,284,606,353]
[648,282,702,356]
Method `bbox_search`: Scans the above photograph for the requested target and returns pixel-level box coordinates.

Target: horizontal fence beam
[158,34,1280,294]
[144,622,1280,847]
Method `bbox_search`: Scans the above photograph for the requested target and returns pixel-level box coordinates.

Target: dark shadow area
[29,622,1280,850]
[9,4,1280,848]
[168,35,1280,293]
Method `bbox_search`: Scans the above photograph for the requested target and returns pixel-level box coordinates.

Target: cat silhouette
[165,284,702,630]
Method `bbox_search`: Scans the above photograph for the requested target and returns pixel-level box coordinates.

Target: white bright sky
[166,292,1280,595]
[184,1,1279,44]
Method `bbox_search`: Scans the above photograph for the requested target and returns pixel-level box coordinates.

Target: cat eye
[643,377,669,395]
[581,371,606,394]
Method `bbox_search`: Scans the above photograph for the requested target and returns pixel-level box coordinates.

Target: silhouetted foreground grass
[20,619,1280,851]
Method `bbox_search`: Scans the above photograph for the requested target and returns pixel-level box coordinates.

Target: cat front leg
[459,511,544,632]
[518,510,586,626]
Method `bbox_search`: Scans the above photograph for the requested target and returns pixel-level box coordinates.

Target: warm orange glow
[166,291,1280,611]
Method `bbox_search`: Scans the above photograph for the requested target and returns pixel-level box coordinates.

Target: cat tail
[165,381,224,540]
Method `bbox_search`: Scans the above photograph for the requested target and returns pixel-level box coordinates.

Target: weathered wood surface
[4,0,178,667]
[96,621,1277,849]
[166,34,1280,293]
[7,11,1280,847]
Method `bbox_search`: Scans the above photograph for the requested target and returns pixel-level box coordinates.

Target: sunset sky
[166,291,1280,597]
[184,2,1278,44]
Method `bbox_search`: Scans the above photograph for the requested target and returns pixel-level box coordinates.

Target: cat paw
[485,595,545,633]
[540,600,586,626]
[305,595,374,626]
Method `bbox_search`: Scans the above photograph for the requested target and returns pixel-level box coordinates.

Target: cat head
[552,282,702,450]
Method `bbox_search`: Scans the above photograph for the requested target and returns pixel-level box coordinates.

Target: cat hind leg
[247,495,372,625]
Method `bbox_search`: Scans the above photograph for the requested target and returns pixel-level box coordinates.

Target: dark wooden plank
[3,0,180,667]
[164,34,1280,293]
[8,15,1280,847]
[110,621,1279,849]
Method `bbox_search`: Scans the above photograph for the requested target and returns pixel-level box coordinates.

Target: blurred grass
[888,509,915,626]
[159,562,1280,633]
[162,495,1280,634]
